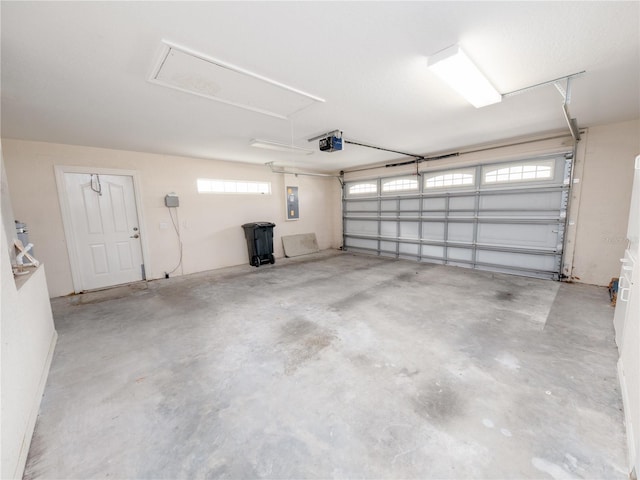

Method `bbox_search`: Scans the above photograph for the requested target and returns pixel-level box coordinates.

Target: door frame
[55,165,151,293]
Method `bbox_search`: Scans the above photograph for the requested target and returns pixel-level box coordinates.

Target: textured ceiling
[2,1,639,172]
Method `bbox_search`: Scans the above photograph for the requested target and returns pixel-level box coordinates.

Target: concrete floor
[24,251,627,479]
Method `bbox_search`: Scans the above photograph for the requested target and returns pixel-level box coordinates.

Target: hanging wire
[90,174,102,196]
[167,206,183,275]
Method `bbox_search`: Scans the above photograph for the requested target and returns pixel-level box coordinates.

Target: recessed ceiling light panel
[149,41,325,119]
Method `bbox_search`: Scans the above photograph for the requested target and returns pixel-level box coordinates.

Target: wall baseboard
[618,357,637,476]
[12,330,58,479]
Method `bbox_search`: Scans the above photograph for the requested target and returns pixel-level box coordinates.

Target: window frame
[381,176,419,195]
[423,168,476,190]
[482,159,555,185]
[196,178,272,195]
[346,182,378,196]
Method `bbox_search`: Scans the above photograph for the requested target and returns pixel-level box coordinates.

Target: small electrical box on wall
[286,186,299,220]
[164,193,179,208]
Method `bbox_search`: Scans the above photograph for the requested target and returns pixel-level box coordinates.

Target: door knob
[130,234,140,239]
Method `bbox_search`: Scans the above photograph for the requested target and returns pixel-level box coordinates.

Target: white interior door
[63,172,143,291]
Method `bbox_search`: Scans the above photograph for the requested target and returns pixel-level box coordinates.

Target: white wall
[618,243,639,478]
[2,119,637,294]
[571,119,640,285]
[1,148,16,264]
[614,155,640,477]
[1,152,57,479]
[1,139,343,297]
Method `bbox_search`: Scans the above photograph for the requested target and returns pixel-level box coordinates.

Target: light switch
[159,222,168,230]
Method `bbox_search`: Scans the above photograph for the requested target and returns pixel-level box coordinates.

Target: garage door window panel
[347,182,377,196]
[382,176,419,194]
[482,159,555,186]
[424,169,475,189]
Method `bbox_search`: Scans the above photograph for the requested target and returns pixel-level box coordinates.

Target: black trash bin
[241,222,276,267]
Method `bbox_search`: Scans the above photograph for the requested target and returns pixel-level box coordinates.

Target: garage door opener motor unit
[319,132,342,152]
[242,222,276,267]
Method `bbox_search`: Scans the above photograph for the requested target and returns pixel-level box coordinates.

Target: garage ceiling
[1,1,639,173]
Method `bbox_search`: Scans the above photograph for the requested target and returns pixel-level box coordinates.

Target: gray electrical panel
[286,186,299,220]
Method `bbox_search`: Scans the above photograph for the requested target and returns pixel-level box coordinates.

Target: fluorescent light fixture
[250,139,314,155]
[427,45,502,108]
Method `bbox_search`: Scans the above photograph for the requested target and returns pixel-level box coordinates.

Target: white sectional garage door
[343,153,572,280]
